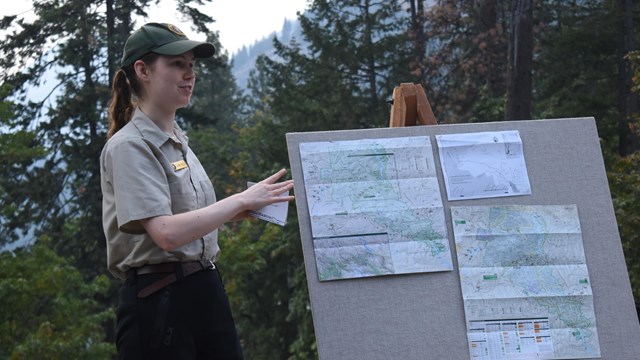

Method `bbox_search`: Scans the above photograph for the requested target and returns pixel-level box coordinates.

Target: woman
[100,23,294,359]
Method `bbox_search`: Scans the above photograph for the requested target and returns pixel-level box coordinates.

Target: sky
[0,0,309,107]
[0,0,309,55]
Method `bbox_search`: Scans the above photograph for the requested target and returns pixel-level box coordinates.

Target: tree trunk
[617,0,638,156]
[478,0,502,97]
[106,0,115,83]
[505,0,533,120]
[409,0,426,84]
[78,8,98,142]
[363,0,378,112]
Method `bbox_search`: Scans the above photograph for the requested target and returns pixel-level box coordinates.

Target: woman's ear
[133,60,150,81]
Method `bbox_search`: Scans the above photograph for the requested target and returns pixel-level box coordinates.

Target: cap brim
[153,40,216,59]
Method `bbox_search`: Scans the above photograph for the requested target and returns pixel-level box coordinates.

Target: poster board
[286,117,640,360]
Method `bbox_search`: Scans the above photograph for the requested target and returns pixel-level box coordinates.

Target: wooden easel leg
[389,83,437,127]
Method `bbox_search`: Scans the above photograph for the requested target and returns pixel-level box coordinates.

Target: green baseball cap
[120,22,216,68]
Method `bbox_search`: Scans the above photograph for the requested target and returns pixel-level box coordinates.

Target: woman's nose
[185,66,195,79]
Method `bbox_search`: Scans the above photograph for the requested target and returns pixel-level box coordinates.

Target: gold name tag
[171,160,188,171]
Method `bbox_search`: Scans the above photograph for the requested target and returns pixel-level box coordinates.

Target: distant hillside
[231,18,303,91]
[229,5,412,92]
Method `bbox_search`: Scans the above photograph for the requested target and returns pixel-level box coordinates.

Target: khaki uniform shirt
[100,108,219,279]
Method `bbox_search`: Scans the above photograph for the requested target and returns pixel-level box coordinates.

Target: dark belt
[131,259,216,298]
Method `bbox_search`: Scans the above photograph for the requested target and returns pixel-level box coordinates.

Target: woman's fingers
[263,181,293,200]
[261,168,288,184]
[242,170,295,210]
[271,180,293,191]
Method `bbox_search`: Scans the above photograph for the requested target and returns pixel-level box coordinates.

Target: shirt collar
[130,108,189,149]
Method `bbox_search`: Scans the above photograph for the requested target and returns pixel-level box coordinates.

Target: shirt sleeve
[104,137,172,234]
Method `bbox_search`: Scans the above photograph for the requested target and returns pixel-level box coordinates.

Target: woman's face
[140,51,197,111]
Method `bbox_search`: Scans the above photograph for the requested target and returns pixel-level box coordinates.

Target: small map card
[247,182,289,226]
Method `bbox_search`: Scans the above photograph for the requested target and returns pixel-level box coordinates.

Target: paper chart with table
[452,204,601,360]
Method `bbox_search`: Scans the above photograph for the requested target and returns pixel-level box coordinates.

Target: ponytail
[107,53,160,139]
[107,68,135,138]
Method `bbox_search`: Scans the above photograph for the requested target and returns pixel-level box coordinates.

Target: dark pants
[116,266,243,360]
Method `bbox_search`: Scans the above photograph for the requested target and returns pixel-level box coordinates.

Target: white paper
[247,182,289,226]
[299,136,453,281]
[452,205,601,360]
[436,130,531,201]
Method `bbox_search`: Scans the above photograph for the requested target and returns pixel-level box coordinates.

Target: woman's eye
[170,60,195,70]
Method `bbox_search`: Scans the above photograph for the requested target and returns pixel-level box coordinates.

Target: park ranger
[100,22,294,359]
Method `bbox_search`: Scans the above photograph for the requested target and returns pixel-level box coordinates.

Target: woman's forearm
[140,193,246,251]
[140,169,294,251]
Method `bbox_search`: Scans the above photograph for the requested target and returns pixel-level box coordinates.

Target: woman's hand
[236,169,295,211]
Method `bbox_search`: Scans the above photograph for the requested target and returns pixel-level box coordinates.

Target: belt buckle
[205,259,215,270]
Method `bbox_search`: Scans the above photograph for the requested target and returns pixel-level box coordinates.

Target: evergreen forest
[1,0,639,359]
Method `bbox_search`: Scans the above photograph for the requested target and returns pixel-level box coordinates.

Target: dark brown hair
[107,53,160,138]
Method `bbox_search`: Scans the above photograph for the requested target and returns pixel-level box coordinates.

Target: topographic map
[436,131,531,201]
[299,136,452,281]
[452,205,600,360]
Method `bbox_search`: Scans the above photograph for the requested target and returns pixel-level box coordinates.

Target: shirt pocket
[169,174,197,214]
[199,179,217,207]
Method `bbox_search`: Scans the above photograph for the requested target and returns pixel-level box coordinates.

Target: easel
[389,83,438,127]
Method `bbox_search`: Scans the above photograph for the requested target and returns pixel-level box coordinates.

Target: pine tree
[423,0,510,123]
[533,0,623,142]
[0,0,127,275]
[255,0,412,132]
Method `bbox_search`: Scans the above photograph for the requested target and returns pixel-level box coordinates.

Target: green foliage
[469,85,507,123]
[219,221,303,359]
[609,47,640,302]
[0,83,15,122]
[0,84,47,243]
[178,33,245,131]
[424,0,510,123]
[628,50,640,99]
[607,152,640,301]
[0,0,122,272]
[187,125,245,198]
[0,128,47,242]
[235,120,316,359]
[0,237,115,359]
[257,0,411,131]
[534,0,621,141]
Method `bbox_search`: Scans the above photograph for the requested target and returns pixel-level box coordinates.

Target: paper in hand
[247,182,289,226]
